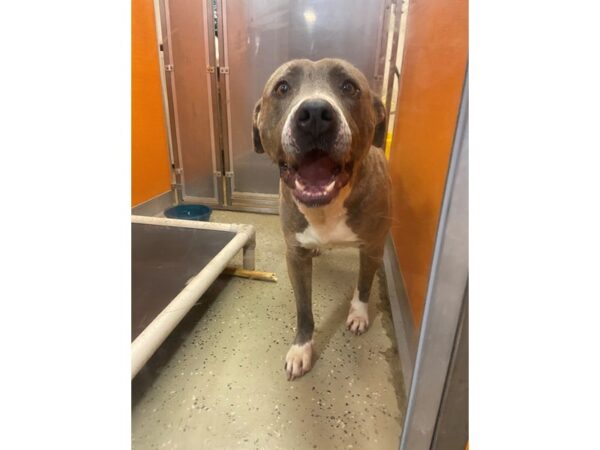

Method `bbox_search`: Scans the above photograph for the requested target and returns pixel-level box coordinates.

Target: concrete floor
[132,210,405,449]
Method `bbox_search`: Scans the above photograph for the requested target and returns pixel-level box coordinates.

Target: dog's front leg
[284,245,314,380]
[346,245,384,335]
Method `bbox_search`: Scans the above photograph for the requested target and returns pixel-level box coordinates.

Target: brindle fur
[253,59,391,380]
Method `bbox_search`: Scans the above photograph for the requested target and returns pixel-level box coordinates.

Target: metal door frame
[399,69,468,450]
[374,0,394,95]
[155,0,224,207]
[216,0,280,213]
[152,0,177,192]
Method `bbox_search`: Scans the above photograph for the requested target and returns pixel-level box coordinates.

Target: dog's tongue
[297,151,338,186]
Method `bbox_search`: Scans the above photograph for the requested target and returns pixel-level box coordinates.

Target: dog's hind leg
[347,245,384,335]
[284,246,315,380]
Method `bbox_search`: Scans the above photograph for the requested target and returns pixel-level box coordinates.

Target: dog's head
[252,58,386,207]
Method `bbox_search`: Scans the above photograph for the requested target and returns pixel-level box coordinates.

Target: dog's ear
[372,94,387,149]
[252,99,264,154]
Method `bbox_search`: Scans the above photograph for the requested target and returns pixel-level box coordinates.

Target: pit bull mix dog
[252,58,391,380]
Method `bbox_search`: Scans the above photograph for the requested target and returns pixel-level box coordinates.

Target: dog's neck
[294,184,352,225]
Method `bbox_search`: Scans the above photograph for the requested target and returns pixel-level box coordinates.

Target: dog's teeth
[325,181,335,193]
[295,179,304,191]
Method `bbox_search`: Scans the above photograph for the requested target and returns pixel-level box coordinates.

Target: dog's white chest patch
[296,216,357,249]
[294,189,359,249]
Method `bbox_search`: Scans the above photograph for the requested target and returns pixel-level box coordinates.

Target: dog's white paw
[284,341,313,381]
[346,290,369,335]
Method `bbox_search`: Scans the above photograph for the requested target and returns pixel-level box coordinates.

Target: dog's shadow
[310,251,382,362]
[312,293,350,363]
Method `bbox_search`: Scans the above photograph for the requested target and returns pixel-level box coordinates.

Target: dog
[252,58,391,380]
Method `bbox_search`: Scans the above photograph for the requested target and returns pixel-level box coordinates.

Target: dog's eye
[341,80,358,96]
[274,81,290,97]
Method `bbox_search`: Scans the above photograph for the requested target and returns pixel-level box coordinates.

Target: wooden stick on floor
[222,267,278,282]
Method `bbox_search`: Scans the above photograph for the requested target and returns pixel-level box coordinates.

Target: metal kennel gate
[156,0,393,212]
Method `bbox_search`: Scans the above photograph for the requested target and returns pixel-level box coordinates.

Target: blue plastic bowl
[164,204,212,221]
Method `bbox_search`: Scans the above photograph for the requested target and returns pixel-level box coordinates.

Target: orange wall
[132,0,172,207]
[389,0,468,327]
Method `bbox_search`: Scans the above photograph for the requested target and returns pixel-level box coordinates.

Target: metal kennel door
[160,0,223,205]
[218,0,391,212]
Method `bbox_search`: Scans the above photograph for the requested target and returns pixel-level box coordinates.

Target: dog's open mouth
[280,150,352,207]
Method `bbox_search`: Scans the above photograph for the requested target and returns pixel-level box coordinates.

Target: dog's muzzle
[280,98,352,207]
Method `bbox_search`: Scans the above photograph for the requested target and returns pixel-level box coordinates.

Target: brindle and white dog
[252,58,391,380]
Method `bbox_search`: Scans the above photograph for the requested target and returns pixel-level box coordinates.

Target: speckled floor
[132,210,405,449]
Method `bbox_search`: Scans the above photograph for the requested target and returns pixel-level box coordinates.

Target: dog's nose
[296,99,336,137]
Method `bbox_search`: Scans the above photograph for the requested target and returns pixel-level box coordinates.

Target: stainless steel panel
[430,287,468,450]
[383,235,418,399]
[221,0,389,197]
[400,72,468,450]
[165,0,219,201]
